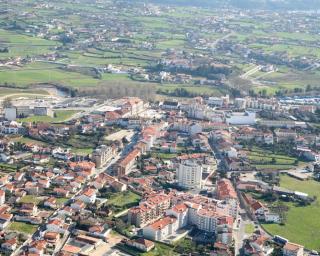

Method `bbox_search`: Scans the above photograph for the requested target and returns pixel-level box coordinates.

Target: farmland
[1,0,320,98]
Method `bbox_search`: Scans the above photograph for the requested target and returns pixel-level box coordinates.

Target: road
[62,102,107,122]
[240,65,262,79]
[210,32,234,50]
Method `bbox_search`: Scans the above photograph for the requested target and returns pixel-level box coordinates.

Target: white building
[226,111,256,125]
[176,160,203,189]
[208,97,224,107]
[92,145,115,168]
[165,203,189,229]
[77,188,96,204]
[143,216,178,241]
[234,98,247,109]
[189,123,202,135]
[0,190,5,205]
[4,108,17,121]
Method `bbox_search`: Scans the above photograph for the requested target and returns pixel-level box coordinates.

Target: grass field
[0,88,49,96]
[152,152,178,160]
[12,136,48,146]
[56,197,69,205]
[107,191,141,208]
[9,221,38,234]
[0,29,58,59]
[17,110,78,123]
[118,242,177,256]
[143,243,177,256]
[70,147,93,155]
[246,147,299,170]
[262,175,320,250]
[19,195,42,205]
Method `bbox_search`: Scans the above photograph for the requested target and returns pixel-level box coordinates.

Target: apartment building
[176,160,203,189]
[142,202,233,241]
[92,145,116,168]
[117,149,141,177]
[128,194,171,227]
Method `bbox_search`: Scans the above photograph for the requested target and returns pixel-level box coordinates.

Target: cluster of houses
[127,179,237,246]
[0,92,319,255]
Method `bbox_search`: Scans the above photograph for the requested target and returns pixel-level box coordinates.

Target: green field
[118,242,177,256]
[70,147,93,155]
[143,243,177,256]
[0,29,58,59]
[9,222,38,234]
[107,191,141,208]
[151,152,178,160]
[12,136,48,146]
[19,195,42,205]
[262,175,320,250]
[0,87,49,96]
[246,147,299,170]
[56,197,69,205]
[17,110,79,123]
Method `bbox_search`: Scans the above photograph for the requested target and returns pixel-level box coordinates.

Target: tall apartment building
[92,145,116,168]
[128,194,171,227]
[176,160,203,189]
[143,202,234,241]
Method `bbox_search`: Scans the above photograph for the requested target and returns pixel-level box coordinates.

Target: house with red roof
[143,216,178,241]
[126,238,155,252]
[1,237,17,252]
[77,188,96,204]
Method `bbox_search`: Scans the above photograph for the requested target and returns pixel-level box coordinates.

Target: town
[0,91,319,256]
[1,0,320,255]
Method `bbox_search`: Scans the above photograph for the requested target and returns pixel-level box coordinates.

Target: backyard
[107,191,141,209]
[262,174,320,250]
[9,221,38,234]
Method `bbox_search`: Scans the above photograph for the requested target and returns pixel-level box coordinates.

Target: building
[34,106,54,117]
[176,160,203,189]
[126,238,155,252]
[117,149,141,177]
[0,190,5,205]
[208,97,224,107]
[119,97,145,116]
[142,202,233,241]
[143,216,178,241]
[226,111,256,125]
[275,129,297,142]
[258,120,307,129]
[161,101,180,110]
[4,108,16,121]
[216,179,238,217]
[234,98,247,109]
[92,145,116,168]
[246,97,279,111]
[128,194,171,227]
[16,106,32,117]
[165,203,189,229]
[283,242,304,256]
[77,188,96,204]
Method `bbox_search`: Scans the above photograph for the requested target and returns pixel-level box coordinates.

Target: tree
[306,84,312,92]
